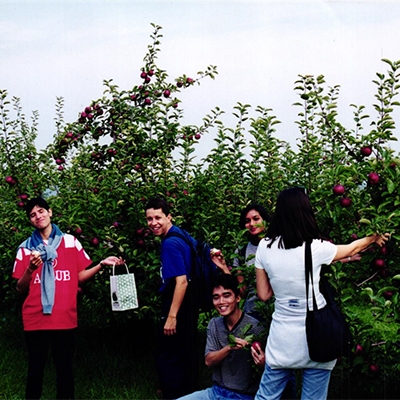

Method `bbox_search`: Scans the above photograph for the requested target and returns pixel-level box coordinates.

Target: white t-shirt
[255,238,337,369]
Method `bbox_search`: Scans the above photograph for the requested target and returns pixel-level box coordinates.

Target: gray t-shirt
[233,242,258,314]
[205,313,264,395]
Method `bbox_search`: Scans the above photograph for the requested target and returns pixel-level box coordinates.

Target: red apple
[20,194,28,200]
[333,185,345,195]
[137,239,145,246]
[145,77,151,83]
[383,291,392,299]
[136,228,144,235]
[369,364,379,374]
[17,201,25,207]
[360,146,372,157]
[112,222,119,228]
[75,227,82,235]
[339,197,351,208]
[374,259,385,269]
[368,172,379,185]
[251,341,262,351]
[177,81,183,88]
[355,344,364,356]
[140,72,147,79]
[163,90,171,98]
[148,70,154,76]
[5,176,13,184]
[195,134,201,140]
[144,98,152,105]
[380,246,388,255]
[91,238,99,246]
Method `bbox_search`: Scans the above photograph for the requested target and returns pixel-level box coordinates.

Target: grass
[0,314,212,399]
[1,307,399,399]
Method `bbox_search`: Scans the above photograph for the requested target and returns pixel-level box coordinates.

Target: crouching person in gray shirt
[179,274,265,400]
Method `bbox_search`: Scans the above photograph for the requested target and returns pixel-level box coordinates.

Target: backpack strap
[164,230,195,279]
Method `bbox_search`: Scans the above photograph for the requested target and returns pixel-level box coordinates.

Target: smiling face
[244,209,264,237]
[212,285,240,317]
[145,207,172,238]
[29,205,53,231]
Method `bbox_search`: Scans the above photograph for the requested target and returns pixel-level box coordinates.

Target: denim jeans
[179,384,254,400]
[255,363,331,400]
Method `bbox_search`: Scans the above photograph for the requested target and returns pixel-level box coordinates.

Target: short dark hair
[213,274,240,297]
[25,197,50,218]
[144,198,170,216]
[266,187,325,249]
[239,204,269,229]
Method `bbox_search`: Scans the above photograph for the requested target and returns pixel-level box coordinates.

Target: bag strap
[163,230,195,280]
[112,262,130,276]
[305,242,318,312]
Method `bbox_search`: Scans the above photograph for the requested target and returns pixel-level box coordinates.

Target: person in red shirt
[12,197,123,399]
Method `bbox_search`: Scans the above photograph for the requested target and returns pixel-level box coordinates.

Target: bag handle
[112,262,130,276]
[305,242,319,312]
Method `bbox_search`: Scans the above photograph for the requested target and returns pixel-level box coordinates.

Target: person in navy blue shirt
[145,198,199,399]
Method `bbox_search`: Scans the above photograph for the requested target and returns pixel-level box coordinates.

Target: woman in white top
[254,187,389,400]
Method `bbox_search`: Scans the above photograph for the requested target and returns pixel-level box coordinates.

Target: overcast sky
[2,0,400,157]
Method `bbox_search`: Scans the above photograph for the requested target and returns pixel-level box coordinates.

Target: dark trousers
[155,286,199,399]
[25,329,75,400]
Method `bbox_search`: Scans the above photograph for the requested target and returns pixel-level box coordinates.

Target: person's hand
[210,249,230,274]
[164,315,177,336]
[251,342,265,368]
[100,256,125,267]
[374,233,390,247]
[230,337,249,351]
[28,251,42,271]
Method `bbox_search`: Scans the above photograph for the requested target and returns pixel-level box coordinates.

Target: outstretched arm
[78,256,124,284]
[333,233,390,262]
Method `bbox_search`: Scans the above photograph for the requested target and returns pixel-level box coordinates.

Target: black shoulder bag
[305,242,353,362]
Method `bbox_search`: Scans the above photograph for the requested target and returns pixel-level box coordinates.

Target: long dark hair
[266,187,325,249]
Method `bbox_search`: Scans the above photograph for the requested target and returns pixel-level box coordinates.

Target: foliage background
[1,25,400,398]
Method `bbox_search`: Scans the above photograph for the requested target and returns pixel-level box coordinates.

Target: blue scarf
[19,224,64,315]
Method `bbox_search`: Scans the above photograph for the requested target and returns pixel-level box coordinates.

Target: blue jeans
[179,384,254,400]
[255,364,331,400]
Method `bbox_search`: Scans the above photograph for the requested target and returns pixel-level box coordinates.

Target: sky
[1,0,400,158]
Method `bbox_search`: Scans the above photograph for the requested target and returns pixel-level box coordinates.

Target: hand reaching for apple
[210,248,231,274]
[374,233,390,247]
